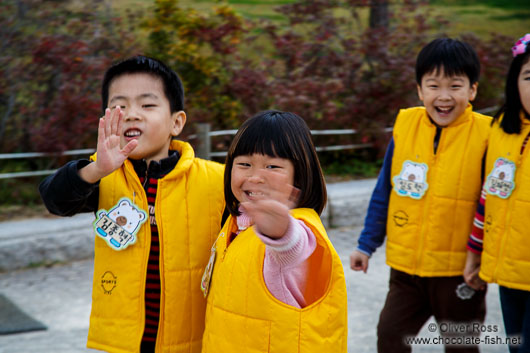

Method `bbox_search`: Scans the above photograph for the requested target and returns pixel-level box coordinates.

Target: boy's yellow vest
[480,113,530,291]
[387,105,491,276]
[87,140,225,353]
[202,208,348,353]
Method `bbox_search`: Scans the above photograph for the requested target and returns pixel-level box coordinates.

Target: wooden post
[195,123,211,160]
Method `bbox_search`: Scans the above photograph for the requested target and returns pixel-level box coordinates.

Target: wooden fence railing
[0,105,499,180]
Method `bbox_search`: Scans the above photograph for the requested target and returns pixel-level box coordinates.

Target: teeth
[125,130,141,137]
[247,191,264,197]
[437,107,452,112]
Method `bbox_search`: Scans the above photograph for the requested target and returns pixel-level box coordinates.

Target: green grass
[109,0,529,40]
[429,0,530,9]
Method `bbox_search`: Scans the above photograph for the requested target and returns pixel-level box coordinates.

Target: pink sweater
[236,210,317,308]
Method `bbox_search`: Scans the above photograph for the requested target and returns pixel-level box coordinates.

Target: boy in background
[349,38,491,352]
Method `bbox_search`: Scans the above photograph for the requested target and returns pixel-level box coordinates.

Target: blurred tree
[142,0,246,131]
[0,0,141,153]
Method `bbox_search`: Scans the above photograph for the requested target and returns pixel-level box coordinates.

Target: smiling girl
[200,110,348,352]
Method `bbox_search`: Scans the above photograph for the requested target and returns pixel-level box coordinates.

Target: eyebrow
[109,93,160,104]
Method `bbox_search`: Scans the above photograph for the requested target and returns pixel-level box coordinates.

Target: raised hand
[78,107,138,183]
[241,169,299,239]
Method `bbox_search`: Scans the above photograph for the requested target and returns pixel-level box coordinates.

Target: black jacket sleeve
[39,159,99,216]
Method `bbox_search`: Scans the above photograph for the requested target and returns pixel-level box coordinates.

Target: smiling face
[417,68,478,127]
[519,59,530,116]
[231,153,295,204]
[107,73,186,164]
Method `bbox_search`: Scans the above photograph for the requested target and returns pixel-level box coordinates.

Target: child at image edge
[200,110,348,352]
[39,56,225,353]
[464,33,530,353]
[349,38,491,352]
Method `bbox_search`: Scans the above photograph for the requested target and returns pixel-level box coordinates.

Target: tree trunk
[369,0,389,29]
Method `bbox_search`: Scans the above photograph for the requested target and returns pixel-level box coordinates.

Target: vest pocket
[204,305,271,352]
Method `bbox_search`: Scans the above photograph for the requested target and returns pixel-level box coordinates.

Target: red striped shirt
[139,173,163,345]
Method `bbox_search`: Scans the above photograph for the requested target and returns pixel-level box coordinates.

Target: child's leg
[429,276,486,353]
[499,285,530,353]
[377,269,432,353]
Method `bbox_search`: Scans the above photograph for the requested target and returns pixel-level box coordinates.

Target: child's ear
[469,82,478,102]
[170,111,187,137]
[416,84,424,102]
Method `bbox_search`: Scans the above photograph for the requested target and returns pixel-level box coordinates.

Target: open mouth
[435,106,454,116]
[124,128,142,139]
[244,190,265,198]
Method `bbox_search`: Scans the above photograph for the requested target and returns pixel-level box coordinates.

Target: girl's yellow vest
[87,140,225,353]
[202,208,348,353]
[480,113,530,291]
[387,105,491,276]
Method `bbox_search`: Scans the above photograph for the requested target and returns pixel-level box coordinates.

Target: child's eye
[452,85,463,89]
[236,162,250,167]
[143,104,156,108]
[428,85,438,89]
[266,165,281,169]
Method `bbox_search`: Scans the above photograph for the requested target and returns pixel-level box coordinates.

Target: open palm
[95,107,138,175]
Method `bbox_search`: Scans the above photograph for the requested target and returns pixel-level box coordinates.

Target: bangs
[229,113,301,161]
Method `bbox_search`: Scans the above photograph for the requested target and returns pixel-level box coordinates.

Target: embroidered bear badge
[393,161,429,199]
[93,198,148,250]
[486,158,516,199]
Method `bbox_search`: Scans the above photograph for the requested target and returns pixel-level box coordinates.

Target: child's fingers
[111,106,122,136]
[255,169,296,207]
[116,107,124,139]
[121,139,138,157]
[104,108,113,139]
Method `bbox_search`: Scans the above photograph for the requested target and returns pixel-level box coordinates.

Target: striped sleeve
[467,185,486,254]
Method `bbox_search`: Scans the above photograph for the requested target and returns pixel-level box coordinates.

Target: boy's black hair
[224,110,327,216]
[493,47,530,134]
[101,55,184,114]
[416,38,480,86]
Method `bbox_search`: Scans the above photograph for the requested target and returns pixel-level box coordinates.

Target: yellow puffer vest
[202,208,348,353]
[87,140,225,353]
[480,113,530,291]
[387,105,491,276]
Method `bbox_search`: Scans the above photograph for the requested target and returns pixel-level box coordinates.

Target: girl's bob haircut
[494,46,530,134]
[224,110,327,217]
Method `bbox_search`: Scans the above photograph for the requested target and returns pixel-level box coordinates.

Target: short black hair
[494,47,530,134]
[224,110,327,216]
[416,38,480,85]
[101,55,184,114]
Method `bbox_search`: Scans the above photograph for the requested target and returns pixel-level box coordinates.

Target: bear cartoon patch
[393,161,429,199]
[93,198,148,250]
[486,157,516,199]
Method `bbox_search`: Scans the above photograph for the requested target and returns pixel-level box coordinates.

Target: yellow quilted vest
[87,140,225,353]
[202,208,348,353]
[480,113,530,291]
[387,105,490,276]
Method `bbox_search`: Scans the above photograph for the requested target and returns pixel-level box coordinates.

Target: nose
[123,105,141,122]
[438,88,452,100]
[247,172,265,184]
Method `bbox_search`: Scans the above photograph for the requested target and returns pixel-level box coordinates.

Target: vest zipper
[155,179,164,352]
[124,161,150,350]
[416,126,442,272]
